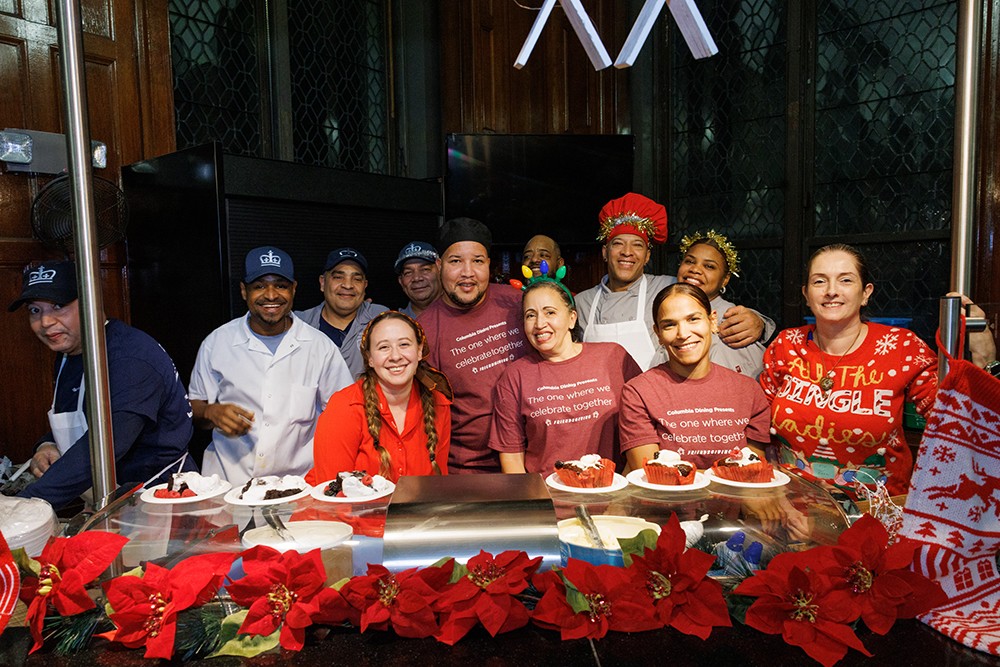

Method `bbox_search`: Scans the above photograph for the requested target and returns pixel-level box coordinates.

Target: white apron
[48,356,87,454]
[583,275,658,370]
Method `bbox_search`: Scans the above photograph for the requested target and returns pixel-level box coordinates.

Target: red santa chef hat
[597,192,667,246]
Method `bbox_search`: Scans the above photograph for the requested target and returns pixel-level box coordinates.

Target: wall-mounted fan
[30,175,128,252]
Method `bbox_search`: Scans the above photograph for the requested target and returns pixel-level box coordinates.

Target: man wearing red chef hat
[575,193,771,371]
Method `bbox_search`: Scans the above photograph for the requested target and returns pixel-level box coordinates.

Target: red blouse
[306,379,451,485]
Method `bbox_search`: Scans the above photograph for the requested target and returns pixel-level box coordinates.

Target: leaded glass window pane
[668,0,786,318]
[667,1,955,342]
[170,0,262,156]
[813,1,955,343]
[287,0,388,173]
[814,1,955,237]
[169,0,390,174]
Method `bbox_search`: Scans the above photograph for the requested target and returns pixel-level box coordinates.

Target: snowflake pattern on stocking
[932,445,956,464]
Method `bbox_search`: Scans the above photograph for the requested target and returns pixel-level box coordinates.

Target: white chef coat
[188,313,351,484]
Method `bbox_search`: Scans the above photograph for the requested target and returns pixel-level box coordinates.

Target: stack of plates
[0,496,58,557]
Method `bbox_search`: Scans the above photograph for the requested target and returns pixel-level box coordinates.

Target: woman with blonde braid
[306,311,451,484]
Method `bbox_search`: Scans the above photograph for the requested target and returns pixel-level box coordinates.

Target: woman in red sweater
[759,244,937,497]
[307,312,451,485]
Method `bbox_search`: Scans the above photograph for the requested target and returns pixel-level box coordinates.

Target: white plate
[140,502,228,517]
[241,520,353,553]
[224,484,312,506]
[310,479,395,503]
[625,469,710,491]
[140,480,232,505]
[703,468,791,489]
[545,472,628,494]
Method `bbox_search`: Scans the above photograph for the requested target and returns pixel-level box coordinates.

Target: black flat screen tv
[445,134,634,245]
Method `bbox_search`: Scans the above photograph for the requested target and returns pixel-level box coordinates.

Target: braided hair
[359,311,442,477]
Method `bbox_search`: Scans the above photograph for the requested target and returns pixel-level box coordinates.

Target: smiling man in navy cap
[395,240,441,318]
[11,260,194,510]
[189,246,351,483]
[296,247,388,377]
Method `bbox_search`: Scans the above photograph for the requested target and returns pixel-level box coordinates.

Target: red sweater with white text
[759,322,937,496]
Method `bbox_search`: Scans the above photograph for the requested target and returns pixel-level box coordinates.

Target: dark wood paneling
[440,0,628,135]
[135,0,176,157]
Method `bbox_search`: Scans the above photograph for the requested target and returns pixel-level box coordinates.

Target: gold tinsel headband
[597,212,657,243]
[678,230,740,277]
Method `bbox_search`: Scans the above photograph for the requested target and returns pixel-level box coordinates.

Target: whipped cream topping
[565,454,604,469]
[170,471,225,496]
[340,473,392,497]
[650,450,682,465]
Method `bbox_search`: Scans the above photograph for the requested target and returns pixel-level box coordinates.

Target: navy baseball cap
[244,246,295,283]
[324,247,368,274]
[9,261,78,311]
[394,241,439,274]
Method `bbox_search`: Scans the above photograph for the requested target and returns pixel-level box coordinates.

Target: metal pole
[54,0,117,509]
[949,0,982,294]
[939,296,989,380]
[939,296,962,380]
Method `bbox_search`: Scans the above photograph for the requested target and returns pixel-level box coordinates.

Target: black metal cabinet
[122,142,442,386]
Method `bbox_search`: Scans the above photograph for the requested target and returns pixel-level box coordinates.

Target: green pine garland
[42,608,111,655]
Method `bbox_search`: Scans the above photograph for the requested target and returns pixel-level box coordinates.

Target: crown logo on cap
[28,265,57,285]
[339,249,358,258]
[259,250,282,267]
[404,243,422,254]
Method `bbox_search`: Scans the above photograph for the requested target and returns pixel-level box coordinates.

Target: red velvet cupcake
[643,450,696,485]
[554,455,616,488]
[711,447,774,483]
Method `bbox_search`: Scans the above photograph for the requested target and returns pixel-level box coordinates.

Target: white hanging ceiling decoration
[514,0,718,71]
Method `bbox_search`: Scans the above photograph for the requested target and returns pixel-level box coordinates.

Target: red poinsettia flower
[339,563,450,638]
[0,531,18,638]
[734,552,872,667]
[226,545,343,651]
[100,552,235,660]
[813,514,947,634]
[17,531,128,653]
[531,559,660,640]
[628,514,731,639]
[434,550,542,645]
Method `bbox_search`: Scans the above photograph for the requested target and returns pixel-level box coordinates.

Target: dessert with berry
[553,454,616,488]
[711,447,774,483]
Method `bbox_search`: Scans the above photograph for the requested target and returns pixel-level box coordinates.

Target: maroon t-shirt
[619,363,771,469]
[489,342,641,474]
[419,285,528,473]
